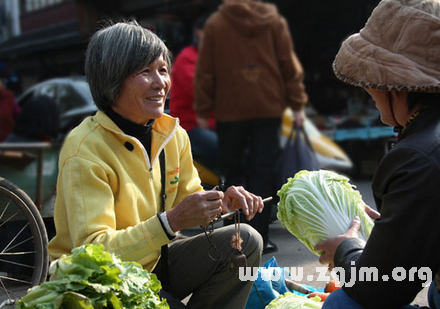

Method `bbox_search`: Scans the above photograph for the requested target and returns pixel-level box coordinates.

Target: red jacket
[0,88,19,142]
[169,45,215,131]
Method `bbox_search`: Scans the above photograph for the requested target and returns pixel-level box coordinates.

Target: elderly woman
[47,21,263,309]
[316,0,440,308]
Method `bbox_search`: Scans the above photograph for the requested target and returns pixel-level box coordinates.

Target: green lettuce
[265,292,322,308]
[16,244,169,309]
[277,170,374,256]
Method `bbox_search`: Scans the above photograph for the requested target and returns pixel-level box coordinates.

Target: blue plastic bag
[245,257,288,309]
[245,257,324,309]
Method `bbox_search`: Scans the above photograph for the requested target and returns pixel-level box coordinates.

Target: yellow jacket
[48,110,203,271]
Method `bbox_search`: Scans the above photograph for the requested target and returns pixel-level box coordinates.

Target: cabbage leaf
[265,292,322,308]
[277,170,374,256]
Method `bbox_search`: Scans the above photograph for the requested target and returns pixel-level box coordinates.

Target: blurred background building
[0,0,380,106]
[0,0,219,93]
[0,0,392,179]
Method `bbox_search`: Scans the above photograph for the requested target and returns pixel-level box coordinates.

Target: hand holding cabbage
[277,170,374,256]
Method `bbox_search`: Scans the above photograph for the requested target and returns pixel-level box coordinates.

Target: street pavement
[263,179,429,307]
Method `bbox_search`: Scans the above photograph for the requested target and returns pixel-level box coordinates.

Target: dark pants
[154,224,263,309]
[216,118,281,243]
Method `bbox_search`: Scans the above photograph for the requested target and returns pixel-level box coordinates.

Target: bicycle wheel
[0,177,49,305]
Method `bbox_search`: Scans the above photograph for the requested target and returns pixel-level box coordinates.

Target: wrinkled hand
[166,191,223,231]
[315,216,363,270]
[196,117,210,129]
[222,186,264,221]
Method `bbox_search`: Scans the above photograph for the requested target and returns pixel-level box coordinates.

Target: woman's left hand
[364,205,380,220]
[222,186,264,221]
[315,216,363,270]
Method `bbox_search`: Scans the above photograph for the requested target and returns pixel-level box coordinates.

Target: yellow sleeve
[49,156,170,271]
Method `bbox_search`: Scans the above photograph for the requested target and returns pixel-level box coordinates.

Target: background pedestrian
[194,0,308,254]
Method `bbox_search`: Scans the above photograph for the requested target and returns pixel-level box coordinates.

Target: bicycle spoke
[0,259,34,270]
[2,236,34,254]
[0,203,20,230]
[0,222,30,255]
[0,199,11,220]
[0,276,13,303]
[1,250,36,256]
[0,274,32,285]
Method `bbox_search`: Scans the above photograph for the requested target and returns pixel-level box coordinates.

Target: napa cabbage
[277,170,374,256]
[265,292,322,308]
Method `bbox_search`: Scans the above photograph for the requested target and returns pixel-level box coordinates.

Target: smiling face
[113,54,171,125]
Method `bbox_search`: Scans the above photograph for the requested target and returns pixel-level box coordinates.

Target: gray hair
[85,20,172,111]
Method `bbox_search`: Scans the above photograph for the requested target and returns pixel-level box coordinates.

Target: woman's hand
[166,191,224,231]
[315,216,363,270]
[222,186,264,221]
[364,205,380,220]
[293,109,306,128]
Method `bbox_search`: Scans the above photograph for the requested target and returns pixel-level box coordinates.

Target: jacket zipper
[119,123,179,181]
[149,124,179,180]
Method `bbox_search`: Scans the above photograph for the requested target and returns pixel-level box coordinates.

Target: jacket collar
[94,110,179,138]
[94,110,179,167]
[398,105,440,140]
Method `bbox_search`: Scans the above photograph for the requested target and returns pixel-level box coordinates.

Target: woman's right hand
[166,191,224,232]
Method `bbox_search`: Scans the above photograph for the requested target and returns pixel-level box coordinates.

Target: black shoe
[263,240,278,255]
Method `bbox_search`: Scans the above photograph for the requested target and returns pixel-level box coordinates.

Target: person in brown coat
[194,0,308,253]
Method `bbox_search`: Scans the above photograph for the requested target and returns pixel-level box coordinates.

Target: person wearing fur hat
[315,0,440,308]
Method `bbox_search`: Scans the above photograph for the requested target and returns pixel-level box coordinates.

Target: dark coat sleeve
[334,146,440,308]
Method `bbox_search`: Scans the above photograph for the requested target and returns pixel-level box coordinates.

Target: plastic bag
[245,257,288,309]
[276,124,320,190]
[245,257,324,309]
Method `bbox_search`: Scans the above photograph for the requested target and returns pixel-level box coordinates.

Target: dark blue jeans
[216,118,281,243]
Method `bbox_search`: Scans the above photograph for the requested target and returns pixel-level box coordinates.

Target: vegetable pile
[277,170,374,256]
[265,292,322,308]
[17,244,169,309]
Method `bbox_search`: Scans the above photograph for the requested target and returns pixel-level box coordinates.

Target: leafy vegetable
[17,244,169,309]
[277,170,374,256]
[265,292,322,308]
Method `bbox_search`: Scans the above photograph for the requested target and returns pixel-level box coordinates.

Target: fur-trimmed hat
[333,0,440,92]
